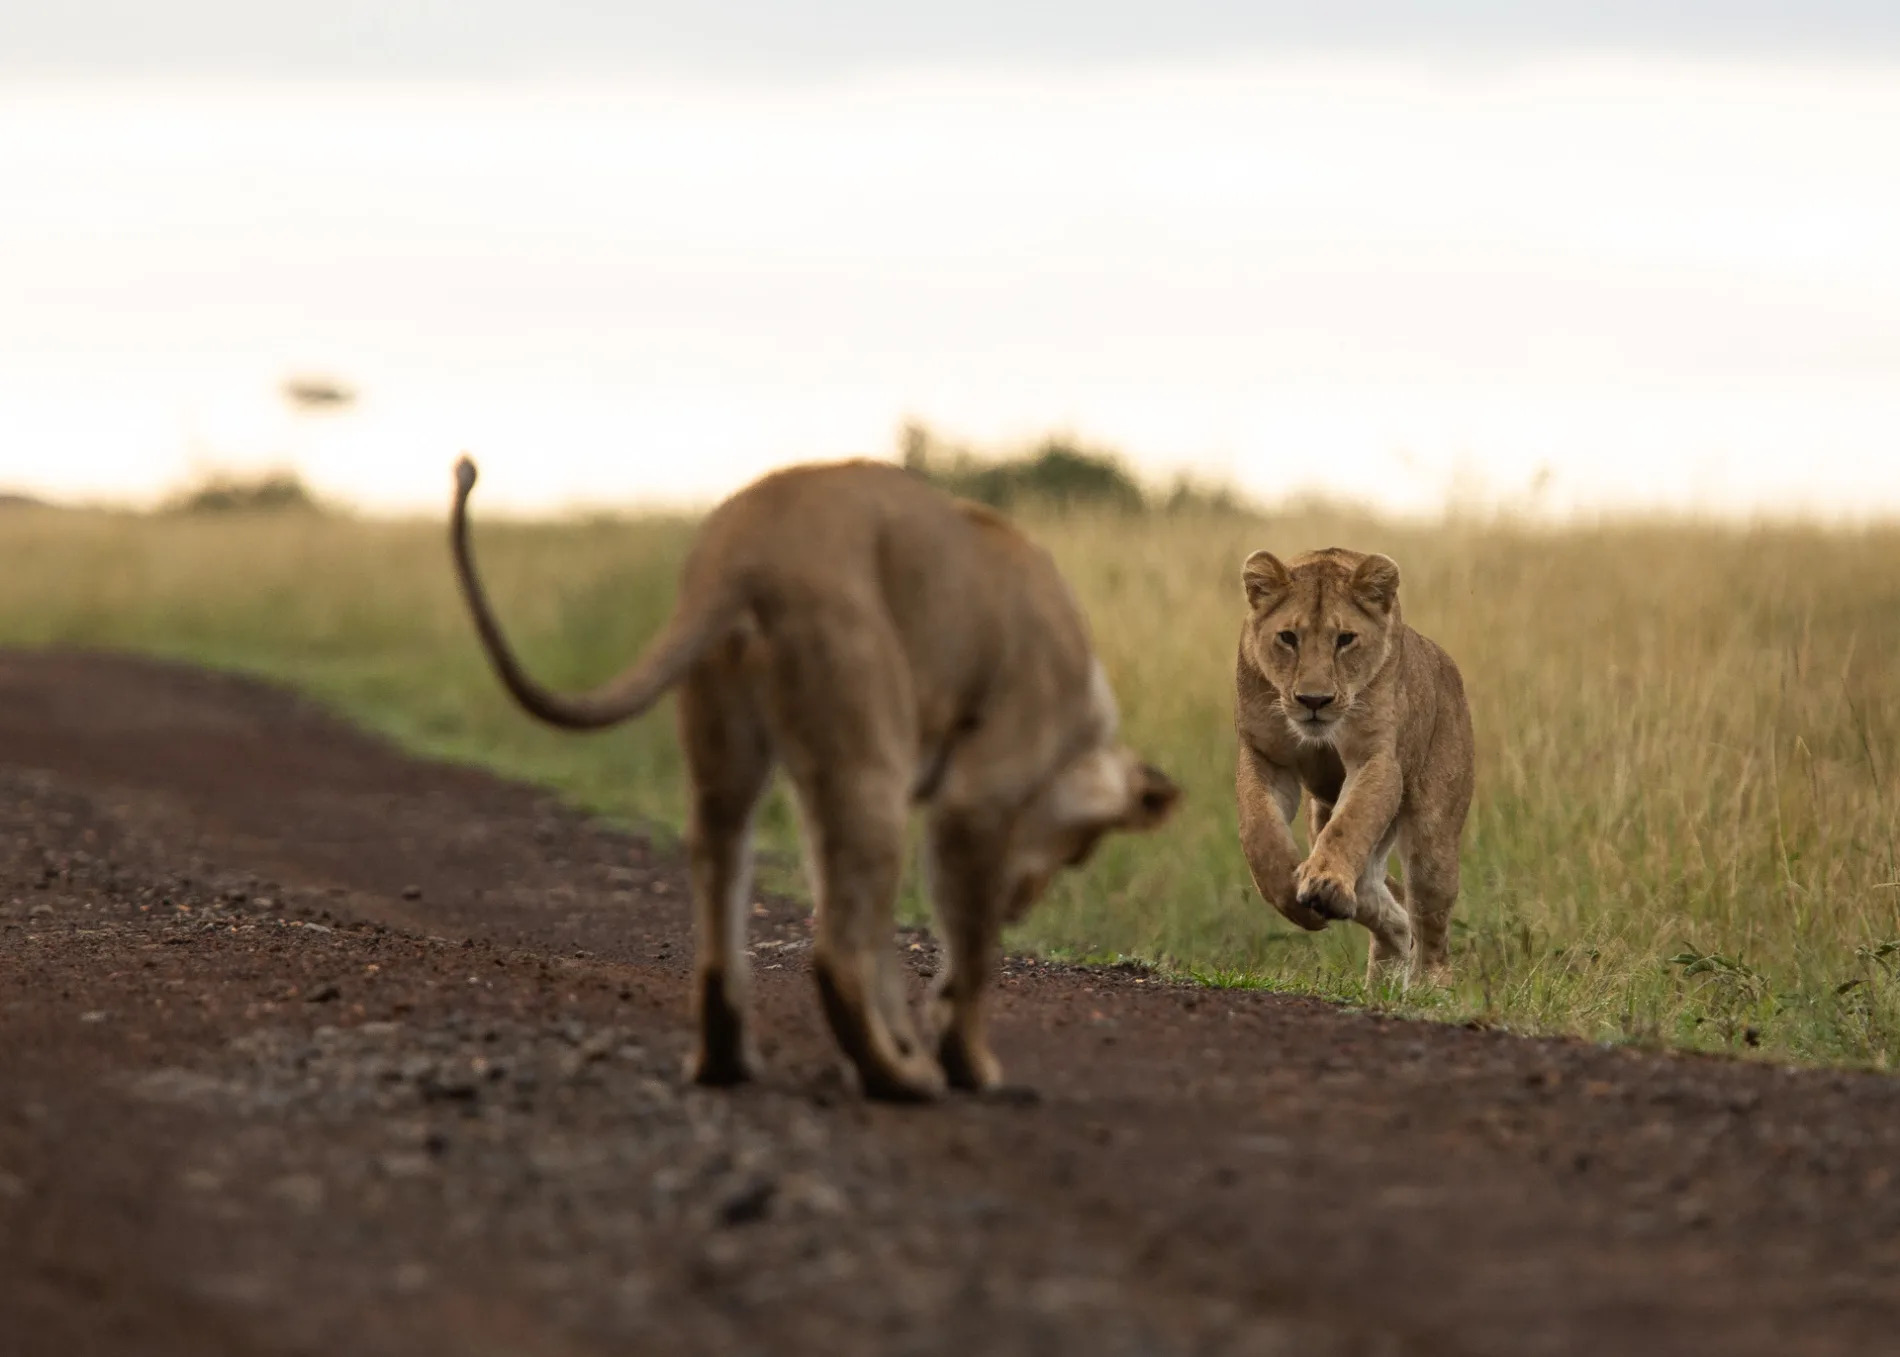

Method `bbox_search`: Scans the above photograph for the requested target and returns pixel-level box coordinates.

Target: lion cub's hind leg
[1358,826,1413,989]
[678,657,776,1086]
[1399,815,1461,988]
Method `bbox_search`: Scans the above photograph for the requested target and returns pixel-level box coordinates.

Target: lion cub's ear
[1242,550,1291,611]
[1350,553,1401,613]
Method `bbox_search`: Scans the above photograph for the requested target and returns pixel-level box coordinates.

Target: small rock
[306,983,342,1004]
[199,1272,272,1306]
[1233,1133,1291,1155]
[268,1174,326,1213]
[421,1072,479,1104]
[716,1176,778,1227]
[377,1151,435,1180]
[79,1010,108,1024]
[778,1171,847,1218]
[401,885,423,901]
[390,1262,432,1294]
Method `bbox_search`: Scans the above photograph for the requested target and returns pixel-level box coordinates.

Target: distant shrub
[899,422,1231,516]
[164,470,328,515]
[1159,474,1246,516]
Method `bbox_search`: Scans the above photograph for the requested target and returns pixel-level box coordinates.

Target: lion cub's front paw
[1293,857,1357,922]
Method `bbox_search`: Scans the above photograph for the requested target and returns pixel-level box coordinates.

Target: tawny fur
[451,456,1179,1100]
[1233,547,1474,986]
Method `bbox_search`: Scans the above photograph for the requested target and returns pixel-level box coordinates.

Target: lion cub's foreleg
[1294,760,1412,981]
[1236,747,1330,932]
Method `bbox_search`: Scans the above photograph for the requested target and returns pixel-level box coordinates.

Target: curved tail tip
[454,455,478,498]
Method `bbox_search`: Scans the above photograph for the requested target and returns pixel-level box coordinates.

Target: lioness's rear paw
[857,1051,949,1103]
[938,1031,1005,1093]
[686,1042,760,1087]
[690,972,758,1086]
[1293,859,1356,921]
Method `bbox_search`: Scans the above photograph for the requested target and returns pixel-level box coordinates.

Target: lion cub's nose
[1295,693,1335,713]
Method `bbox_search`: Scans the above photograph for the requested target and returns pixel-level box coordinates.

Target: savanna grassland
[4,491,1899,1069]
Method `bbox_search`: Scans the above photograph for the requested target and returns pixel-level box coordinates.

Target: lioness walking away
[1233,547,1473,985]
[452,457,1179,1100]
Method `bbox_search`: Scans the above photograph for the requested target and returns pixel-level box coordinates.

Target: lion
[1233,546,1473,985]
[451,456,1180,1100]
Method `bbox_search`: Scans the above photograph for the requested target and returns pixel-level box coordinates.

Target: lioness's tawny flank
[1233,547,1474,984]
[452,457,1180,1099]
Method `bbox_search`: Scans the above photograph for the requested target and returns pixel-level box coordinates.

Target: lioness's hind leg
[679,658,774,1086]
[765,611,943,1101]
[921,812,1007,1092]
[797,779,944,1101]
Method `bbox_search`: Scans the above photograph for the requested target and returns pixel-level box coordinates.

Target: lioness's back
[692,460,1084,650]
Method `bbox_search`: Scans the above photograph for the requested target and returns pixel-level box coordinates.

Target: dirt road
[2,650,1896,1357]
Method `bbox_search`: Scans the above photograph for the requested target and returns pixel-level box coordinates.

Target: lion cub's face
[1241,547,1401,744]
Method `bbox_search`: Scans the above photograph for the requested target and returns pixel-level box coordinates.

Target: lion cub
[452,456,1179,1100]
[1233,547,1473,985]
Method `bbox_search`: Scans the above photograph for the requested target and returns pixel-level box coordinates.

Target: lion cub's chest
[1291,743,1346,807]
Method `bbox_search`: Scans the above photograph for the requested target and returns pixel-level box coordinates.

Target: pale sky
[8,1,1900,76]
[1,7,1897,517]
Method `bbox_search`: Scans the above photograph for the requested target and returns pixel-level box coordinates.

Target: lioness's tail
[450,455,733,731]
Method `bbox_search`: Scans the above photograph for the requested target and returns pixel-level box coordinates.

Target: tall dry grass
[2,498,1897,1066]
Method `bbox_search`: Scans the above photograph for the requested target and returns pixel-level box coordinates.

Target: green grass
[4,498,1899,1069]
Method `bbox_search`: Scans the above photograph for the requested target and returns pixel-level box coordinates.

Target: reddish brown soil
[2,650,1897,1357]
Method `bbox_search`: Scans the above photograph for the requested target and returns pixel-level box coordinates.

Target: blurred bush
[898,421,1239,515]
[164,469,329,515]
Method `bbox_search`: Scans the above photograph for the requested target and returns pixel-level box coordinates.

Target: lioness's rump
[452,456,1178,1100]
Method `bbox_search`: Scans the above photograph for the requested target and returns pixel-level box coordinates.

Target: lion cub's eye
[1276,630,1298,648]
[1336,632,1357,650]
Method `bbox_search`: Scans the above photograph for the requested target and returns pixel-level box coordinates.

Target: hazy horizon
[2,9,1896,521]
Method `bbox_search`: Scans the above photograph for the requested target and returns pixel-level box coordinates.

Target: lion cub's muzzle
[1283,701,1342,741]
